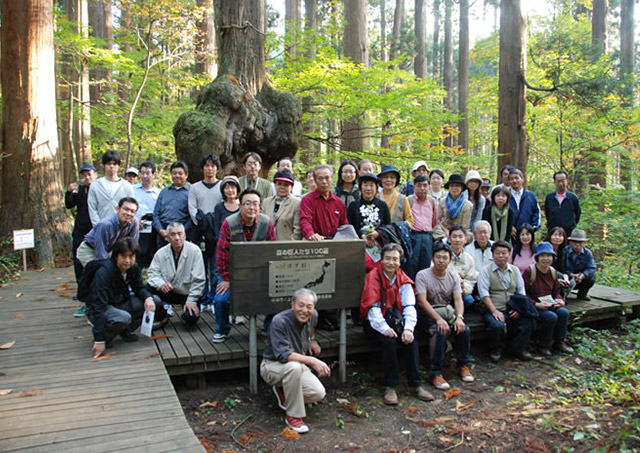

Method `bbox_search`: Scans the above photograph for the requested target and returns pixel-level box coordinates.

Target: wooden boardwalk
[0,268,203,453]
[154,284,636,377]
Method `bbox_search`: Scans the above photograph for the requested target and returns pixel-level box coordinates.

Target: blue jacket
[565,246,596,279]
[510,189,540,231]
[544,191,581,235]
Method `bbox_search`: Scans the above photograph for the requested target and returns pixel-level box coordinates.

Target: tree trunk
[0,0,73,266]
[414,0,427,79]
[497,0,527,174]
[380,0,388,63]
[390,0,403,63]
[195,0,217,78]
[342,0,370,152]
[458,0,469,151]
[432,0,441,80]
[89,0,113,103]
[619,0,634,189]
[443,0,454,147]
[174,0,301,180]
[285,0,302,59]
[587,0,608,189]
[74,0,92,167]
[299,0,318,166]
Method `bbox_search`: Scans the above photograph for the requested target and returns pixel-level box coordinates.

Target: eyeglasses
[242,201,260,207]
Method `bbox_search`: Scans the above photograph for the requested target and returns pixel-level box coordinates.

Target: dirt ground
[176,339,640,453]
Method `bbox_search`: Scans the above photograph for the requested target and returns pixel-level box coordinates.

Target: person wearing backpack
[522,242,574,356]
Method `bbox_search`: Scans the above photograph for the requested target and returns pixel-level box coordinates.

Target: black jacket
[544,191,581,236]
[65,185,92,236]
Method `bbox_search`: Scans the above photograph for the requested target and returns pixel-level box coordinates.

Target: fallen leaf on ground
[336,398,350,405]
[405,406,419,414]
[150,334,173,339]
[525,436,550,452]
[92,353,113,362]
[280,427,299,440]
[58,293,72,298]
[343,442,362,451]
[444,387,462,401]
[56,283,69,291]
[199,401,218,408]
[35,297,46,301]
[438,436,453,443]
[206,420,217,426]
[406,416,439,427]
[74,336,84,339]
[34,268,46,272]
[456,399,480,412]
[20,387,43,397]
[609,409,624,418]
[615,291,621,295]
[12,314,24,319]
[145,352,163,359]
[221,421,228,427]
[0,389,12,396]
[0,341,16,350]
[15,293,23,298]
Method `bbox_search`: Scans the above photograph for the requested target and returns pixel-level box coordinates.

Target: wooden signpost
[229,240,366,393]
[13,229,35,272]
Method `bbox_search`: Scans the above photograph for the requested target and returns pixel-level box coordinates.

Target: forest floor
[177,323,640,452]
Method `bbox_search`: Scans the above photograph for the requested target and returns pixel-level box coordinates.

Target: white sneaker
[233,315,247,325]
[212,333,227,343]
[164,304,174,317]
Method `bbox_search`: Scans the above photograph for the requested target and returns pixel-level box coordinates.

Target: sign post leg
[249,315,258,394]
[22,249,27,272]
[339,308,347,383]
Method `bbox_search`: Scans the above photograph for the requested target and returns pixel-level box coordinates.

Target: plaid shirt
[216,216,277,281]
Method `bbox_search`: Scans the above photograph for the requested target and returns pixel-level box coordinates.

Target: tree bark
[174,0,301,180]
[89,0,113,103]
[619,0,634,189]
[390,0,403,63]
[497,0,527,175]
[299,0,318,165]
[458,0,469,151]
[414,0,427,79]
[432,0,441,80]
[285,0,302,59]
[342,0,370,152]
[195,0,217,78]
[380,0,388,63]
[443,0,454,147]
[0,0,73,266]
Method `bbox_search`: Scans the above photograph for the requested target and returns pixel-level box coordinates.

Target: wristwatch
[456,314,464,320]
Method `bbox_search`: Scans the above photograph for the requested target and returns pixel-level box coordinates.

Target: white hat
[125,167,139,176]
[412,160,430,172]
[465,170,482,184]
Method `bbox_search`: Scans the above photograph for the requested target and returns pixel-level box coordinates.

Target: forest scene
[0,0,639,451]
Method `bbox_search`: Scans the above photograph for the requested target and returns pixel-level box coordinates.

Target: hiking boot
[518,351,534,361]
[212,333,227,343]
[120,331,138,342]
[384,387,398,405]
[413,385,435,402]
[554,341,574,354]
[285,416,309,434]
[272,386,287,410]
[576,293,591,301]
[459,366,475,383]
[490,349,501,363]
[74,305,87,317]
[431,374,450,390]
[537,348,552,357]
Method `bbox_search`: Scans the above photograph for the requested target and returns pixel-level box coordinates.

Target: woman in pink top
[511,223,536,274]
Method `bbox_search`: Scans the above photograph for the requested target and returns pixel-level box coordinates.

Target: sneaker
[577,293,591,301]
[233,315,247,325]
[518,351,534,361]
[272,386,287,410]
[459,366,475,383]
[74,305,87,317]
[537,347,552,357]
[164,304,174,317]
[554,341,574,354]
[212,333,227,343]
[431,374,450,390]
[120,331,138,343]
[285,416,309,434]
[490,349,501,363]
[414,385,435,402]
[383,387,398,406]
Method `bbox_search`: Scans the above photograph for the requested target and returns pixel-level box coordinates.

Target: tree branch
[220,21,266,36]
[520,71,557,92]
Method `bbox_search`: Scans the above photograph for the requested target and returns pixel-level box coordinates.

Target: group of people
[65,152,597,434]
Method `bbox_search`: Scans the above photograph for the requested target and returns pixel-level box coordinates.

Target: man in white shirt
[88,151,134,225]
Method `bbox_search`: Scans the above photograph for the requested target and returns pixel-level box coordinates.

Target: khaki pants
[76,241,97,267]
[260,359,325,418]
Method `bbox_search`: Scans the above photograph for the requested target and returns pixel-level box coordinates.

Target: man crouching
[79,237,157,358]
[260,288,330,434]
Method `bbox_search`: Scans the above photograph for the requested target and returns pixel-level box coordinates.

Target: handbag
[384,307,405,338]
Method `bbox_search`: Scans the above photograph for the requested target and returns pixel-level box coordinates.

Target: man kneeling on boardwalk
[260,288,330,434]
[79,237,158,358]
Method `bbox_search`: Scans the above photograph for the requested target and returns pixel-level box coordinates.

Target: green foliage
[0,238,20,284]
[223,397,237,410]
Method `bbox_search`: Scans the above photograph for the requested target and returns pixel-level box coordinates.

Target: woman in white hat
[465,170,486,232]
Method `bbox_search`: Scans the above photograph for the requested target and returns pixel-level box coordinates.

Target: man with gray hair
[146,222,206,328]
[261,288,330,434]
[465,220,494,273]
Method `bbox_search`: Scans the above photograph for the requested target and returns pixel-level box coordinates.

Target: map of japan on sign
[269,258,336,298]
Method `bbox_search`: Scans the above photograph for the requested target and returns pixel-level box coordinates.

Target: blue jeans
[536,307,569,348]
[213,275,231,335]
[462,294,476,311]
[483,310,533,356]
[429,321,471,377]
[410,231,433,278]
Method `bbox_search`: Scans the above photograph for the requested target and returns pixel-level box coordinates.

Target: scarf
[360,261,414,320]
[445,191,468,219]
[491,204,508,241]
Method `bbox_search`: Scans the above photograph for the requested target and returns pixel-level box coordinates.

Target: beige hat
[567,229,588,242]
[465,170,482,184]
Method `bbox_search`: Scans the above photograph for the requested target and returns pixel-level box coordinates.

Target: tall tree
[443,0,454,147]
[195,0,217,78]
[432,0,441,80]
[285,0,303,59]
[458,0,469,151]
[342,0,370,152]
[414,0,427,78]
[619,0,634,189]
[497,0,527,174]
[88,0,112,102]
[390,0,404,63]
[299,0,319,165]
[380,0,388,63]
[0,0,73,265]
